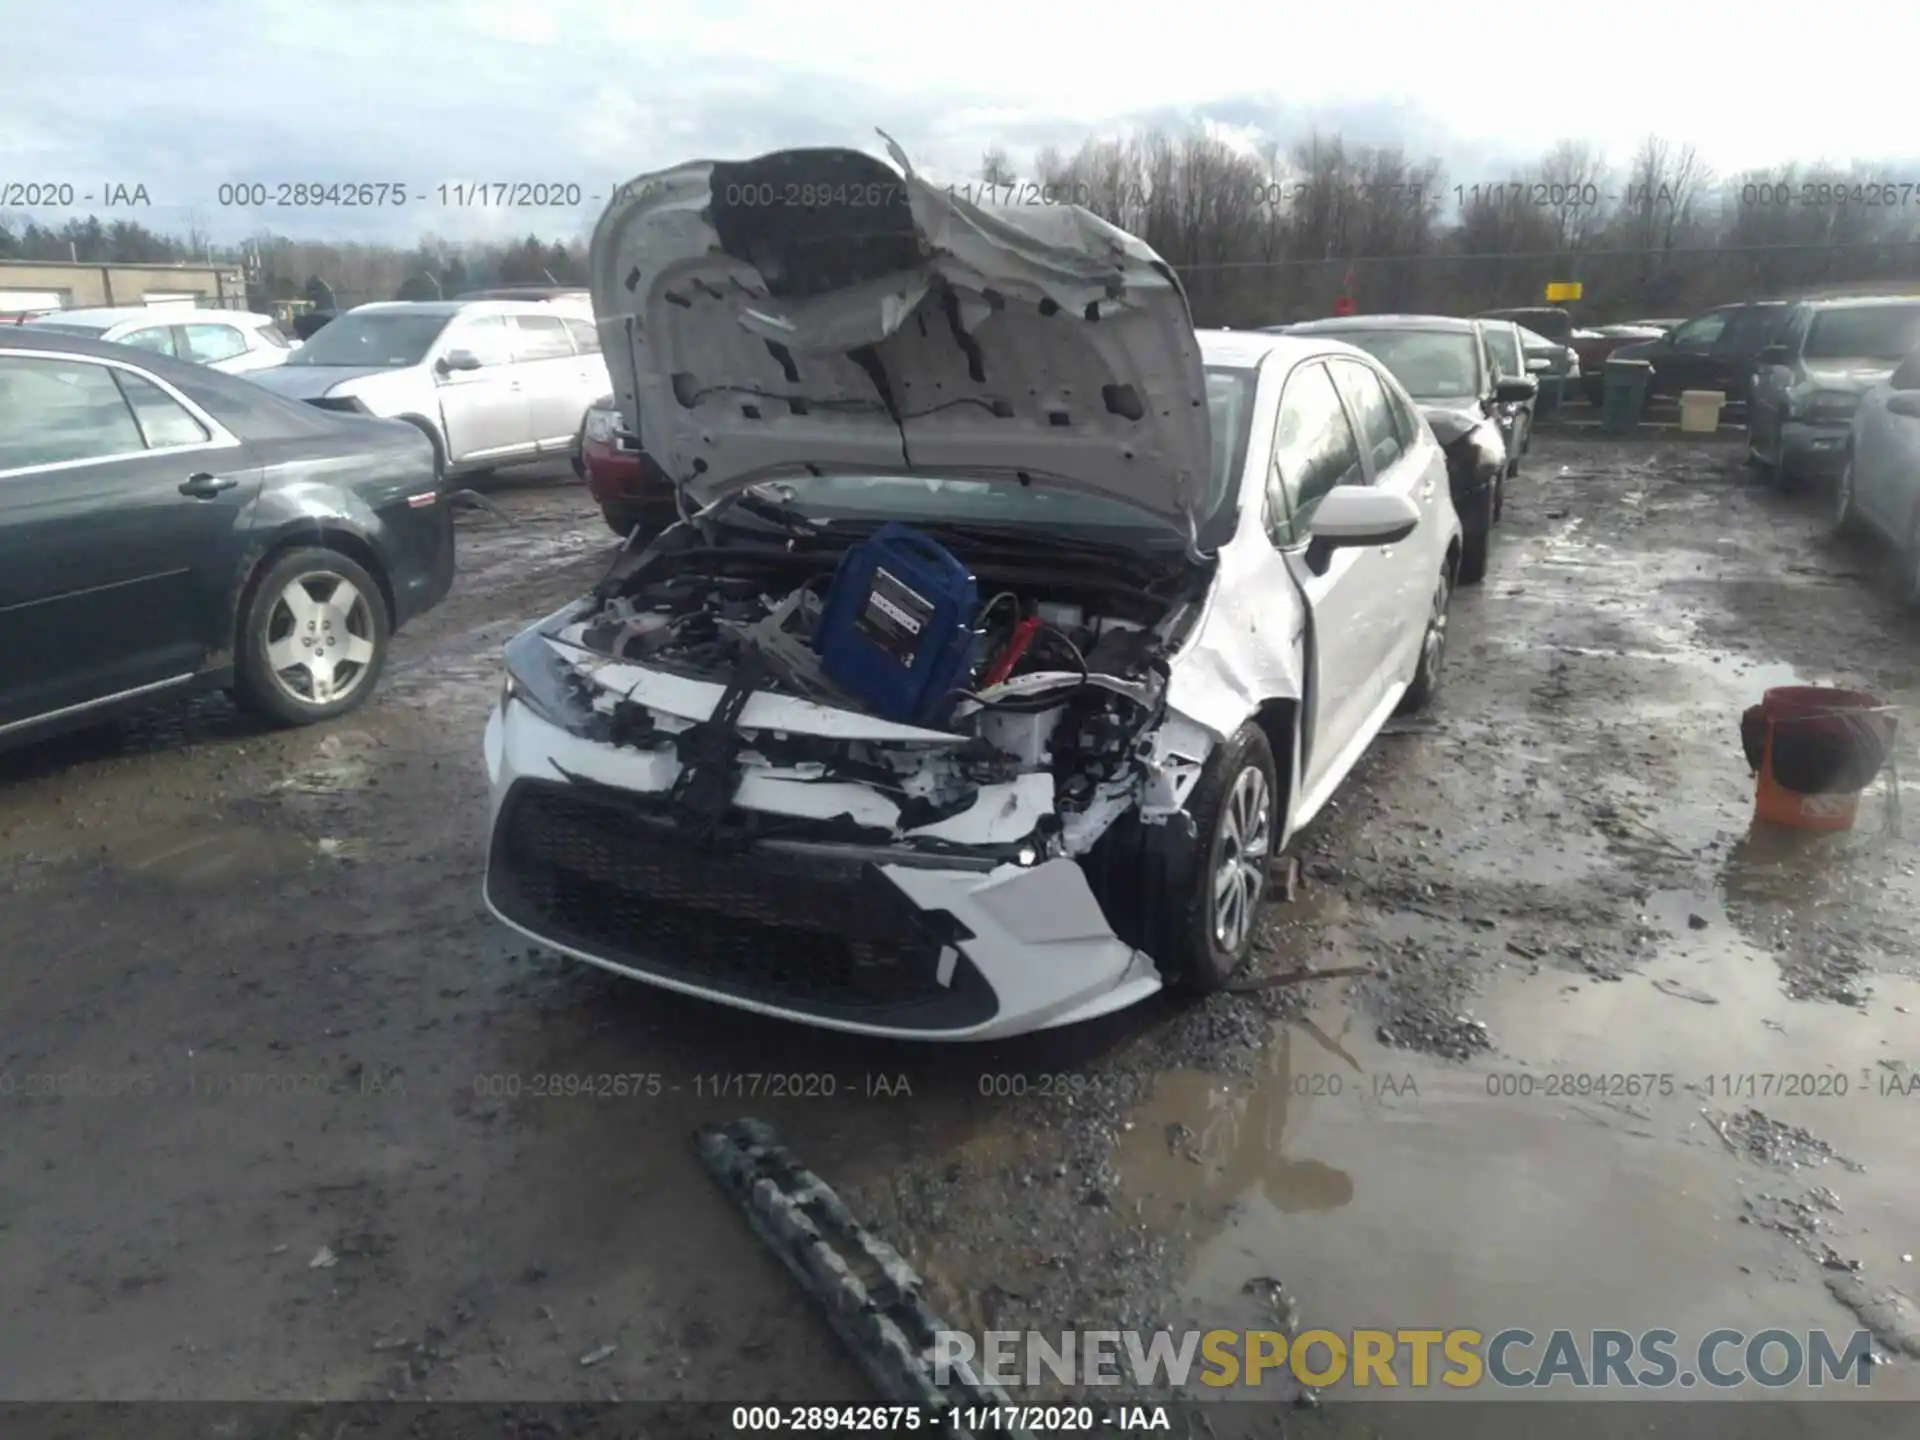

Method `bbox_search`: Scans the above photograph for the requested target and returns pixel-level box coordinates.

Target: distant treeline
[5,127,1917,324]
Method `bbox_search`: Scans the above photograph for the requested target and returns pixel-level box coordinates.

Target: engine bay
[555,522,1208,846]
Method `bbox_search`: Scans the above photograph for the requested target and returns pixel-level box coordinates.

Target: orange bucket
[1742,687,1895,832]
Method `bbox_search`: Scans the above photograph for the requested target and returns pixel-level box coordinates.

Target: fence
[1180,240,1920,329]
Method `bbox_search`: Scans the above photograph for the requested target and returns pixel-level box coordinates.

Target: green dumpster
[1601,358,1653,434]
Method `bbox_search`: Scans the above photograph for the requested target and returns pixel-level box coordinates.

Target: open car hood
[588,136,1212,538]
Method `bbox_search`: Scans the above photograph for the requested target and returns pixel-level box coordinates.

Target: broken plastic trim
[695,1119,1034,1439]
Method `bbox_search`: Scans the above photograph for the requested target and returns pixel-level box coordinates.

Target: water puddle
[106,822,337,885]
[1117,888,1920,1397]
[268,728,381,795]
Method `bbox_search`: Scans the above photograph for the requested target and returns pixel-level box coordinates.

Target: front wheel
[1174,722,1279,993]
[234,547,389,726]
[1397,565,1453,715]
[1457,486,1494,584]
[1833,453,1860,537]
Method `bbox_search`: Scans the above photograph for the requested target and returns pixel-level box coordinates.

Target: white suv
[249,299,611,477]
[22,307,293,374]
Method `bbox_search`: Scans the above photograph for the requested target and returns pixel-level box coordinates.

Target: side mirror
[1525,356,1552,373]
[437,349,482,374]
[1309,486,1420,548]
[1888,392,1920,420]
[1759,344,1790,366]
[1495,377,1538,405]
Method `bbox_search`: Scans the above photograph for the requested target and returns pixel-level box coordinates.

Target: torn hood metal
[588,135,1212,536]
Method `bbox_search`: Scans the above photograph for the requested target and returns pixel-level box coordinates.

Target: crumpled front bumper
[480,700,1163,1040]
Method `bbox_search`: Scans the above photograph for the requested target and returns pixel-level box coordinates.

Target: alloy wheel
[1211,765,1273,954]
[263,571,379,707]
[1422,573,1451,680]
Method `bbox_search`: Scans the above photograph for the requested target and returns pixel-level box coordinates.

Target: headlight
[584,406,619,444]
[500,627,587,729]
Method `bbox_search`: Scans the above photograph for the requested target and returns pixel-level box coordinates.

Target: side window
[1721,306,1777,352]
[1670,310,1730,348]
[1381,372,1423,451]
[0,355,148,470]
[511,314,576,362]
[1267,362,1365,546]
[118,326,178,358]
[183,324,249,363]
[563,318,601,354]
[1328,358,1404,475]
[115,371,210,449]
[450,314,515,367]
[255,323,293,349]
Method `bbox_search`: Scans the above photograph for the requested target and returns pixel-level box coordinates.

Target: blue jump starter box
[813,522,979,727]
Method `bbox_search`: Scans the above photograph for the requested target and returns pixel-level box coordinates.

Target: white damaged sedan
[481,141,1462,1040]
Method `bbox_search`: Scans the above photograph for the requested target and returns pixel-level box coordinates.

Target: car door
[1264,359,1396,804]
[1652,307,1733,397]
[1713,305,1781,402]
[1856,351,1920,534]
[508,314,587,448]
[562,316,612,433]
[433,313,531,463]
[1326,356,1436,685]
[0,349,263,731]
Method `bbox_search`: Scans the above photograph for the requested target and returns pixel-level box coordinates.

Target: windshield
[1481,325,1521,377]
[285,310,451,367]
[1803,305,1920,363]
[747,365,1258,538]
[1330,329,1481,399]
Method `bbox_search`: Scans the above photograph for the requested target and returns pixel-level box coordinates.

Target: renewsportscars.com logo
[932,1327,1880,1391]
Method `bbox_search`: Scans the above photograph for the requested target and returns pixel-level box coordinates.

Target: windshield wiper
[707,489,828,538]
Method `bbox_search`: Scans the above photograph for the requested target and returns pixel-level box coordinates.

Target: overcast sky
[3,0,1910,247]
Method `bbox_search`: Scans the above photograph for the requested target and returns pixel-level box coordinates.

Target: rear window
[1803,305,1920,362]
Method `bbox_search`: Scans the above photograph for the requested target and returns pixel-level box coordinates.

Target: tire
[1457,485,1494,585]
[1396,564,1453,715]
[1833,452,1860,537]
[601,501,648,537]
[1173,722,1280,993]
[233,547,390,727]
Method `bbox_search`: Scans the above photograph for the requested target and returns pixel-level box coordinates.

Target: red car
[572,395,675,537]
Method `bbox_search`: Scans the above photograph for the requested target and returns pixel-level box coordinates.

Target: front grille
[486,781,997,1031]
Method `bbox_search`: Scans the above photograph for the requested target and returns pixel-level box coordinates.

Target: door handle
[179,472,237,498]
[508,381,522,392]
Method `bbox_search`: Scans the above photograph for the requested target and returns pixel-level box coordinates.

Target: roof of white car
[1197,327,1366,368]
[32,306,274,329]
[347,298,591,318]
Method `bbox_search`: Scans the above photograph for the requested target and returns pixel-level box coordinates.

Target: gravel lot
[4,441,1918,1416]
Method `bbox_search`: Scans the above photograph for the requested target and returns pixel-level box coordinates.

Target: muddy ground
[3,442,1919,1421]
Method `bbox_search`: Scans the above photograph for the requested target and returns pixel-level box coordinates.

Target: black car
[1607,299,1793,405]
[1276,315,1534,584]
[0,328,455,749]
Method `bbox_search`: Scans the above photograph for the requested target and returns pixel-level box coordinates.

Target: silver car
[1833,345,1920,604]
[1748,295,1920,489]
[249,299,610,477]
